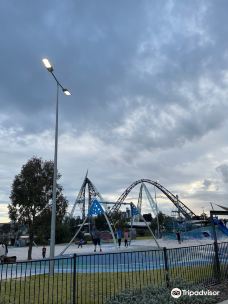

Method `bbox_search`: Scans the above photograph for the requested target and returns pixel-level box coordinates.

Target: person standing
[124,230,129,247]
[128,229,133,246]
[42,246,47,258]
[91,227,102,252]
[116,228,123,248]
[176,231,181,244]
[78,238,84,248]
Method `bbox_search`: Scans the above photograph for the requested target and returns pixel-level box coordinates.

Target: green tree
[95,214,108,230]
[56,215,82,244]
[8,157,68,260]
[111,211,127,230]
[151,212,174,234]
[142,213,152,222]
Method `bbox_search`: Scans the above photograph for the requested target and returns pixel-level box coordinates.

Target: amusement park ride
[70,172,197,221]
[60,173,228,255]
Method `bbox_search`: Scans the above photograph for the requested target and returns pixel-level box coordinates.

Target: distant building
[127,221,151,228]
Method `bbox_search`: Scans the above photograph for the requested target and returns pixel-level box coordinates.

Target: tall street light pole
[42,58,71,259]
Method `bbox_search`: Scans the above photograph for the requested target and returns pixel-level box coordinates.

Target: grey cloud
[216,164,228,183]
[0,0,224,137]
[1,0,228,219]
[202,179,212,190]
[0,0,148,133]
[107,97,228,158]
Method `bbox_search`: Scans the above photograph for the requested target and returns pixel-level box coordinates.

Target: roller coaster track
[109,179,196,219]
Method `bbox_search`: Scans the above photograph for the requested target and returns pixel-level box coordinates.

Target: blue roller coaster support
[213,217,228,236]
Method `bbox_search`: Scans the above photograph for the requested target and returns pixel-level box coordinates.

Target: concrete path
[7,237,228,261]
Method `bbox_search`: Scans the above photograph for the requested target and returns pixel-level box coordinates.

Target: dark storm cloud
[0,0,226,152]
[0,0,149,133]
[0,0,220,140]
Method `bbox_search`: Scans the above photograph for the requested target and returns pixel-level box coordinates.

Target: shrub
[137,229,145,237]
[105,278,217,304]
[0,296,6,304]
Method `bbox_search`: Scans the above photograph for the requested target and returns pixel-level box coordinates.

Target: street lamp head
[63,88,71,96]
[42,58,53,72]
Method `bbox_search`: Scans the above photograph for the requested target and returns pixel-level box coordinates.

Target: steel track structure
[141,182,160,216]
[70,175,104,219]
[109,179,196,219]
[136,182,160,219]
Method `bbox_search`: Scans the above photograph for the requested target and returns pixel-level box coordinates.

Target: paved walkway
[218,301,228,304]
[8,237,228,261]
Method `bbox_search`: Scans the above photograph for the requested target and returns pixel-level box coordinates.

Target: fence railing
[0,242,228,304]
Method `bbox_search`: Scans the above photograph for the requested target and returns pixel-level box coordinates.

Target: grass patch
[1,269,164,304]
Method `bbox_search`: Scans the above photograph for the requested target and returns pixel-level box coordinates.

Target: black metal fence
[0,242,228,304]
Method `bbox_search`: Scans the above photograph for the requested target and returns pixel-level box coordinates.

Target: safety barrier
[0,242,227,303]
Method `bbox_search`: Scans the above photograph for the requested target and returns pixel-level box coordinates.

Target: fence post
[213,241,221,283]
[163,247,170,287]
[73,254,77,304]
[210,214,221,283]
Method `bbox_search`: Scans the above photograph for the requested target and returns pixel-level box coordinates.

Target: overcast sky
[1,0,228,222]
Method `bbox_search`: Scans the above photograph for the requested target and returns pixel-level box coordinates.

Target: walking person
[124,230,129,247]
[176,231,181,244]
[42,246,46,259]
[116,227,123,248]
[91,227,102,252]
[128,229,133,246]
[78,238,84,248]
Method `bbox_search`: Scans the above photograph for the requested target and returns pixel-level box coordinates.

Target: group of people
[89,227,131,252]
[43,228,181,258]
[116,228,131,248]
[76,226,132,252]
